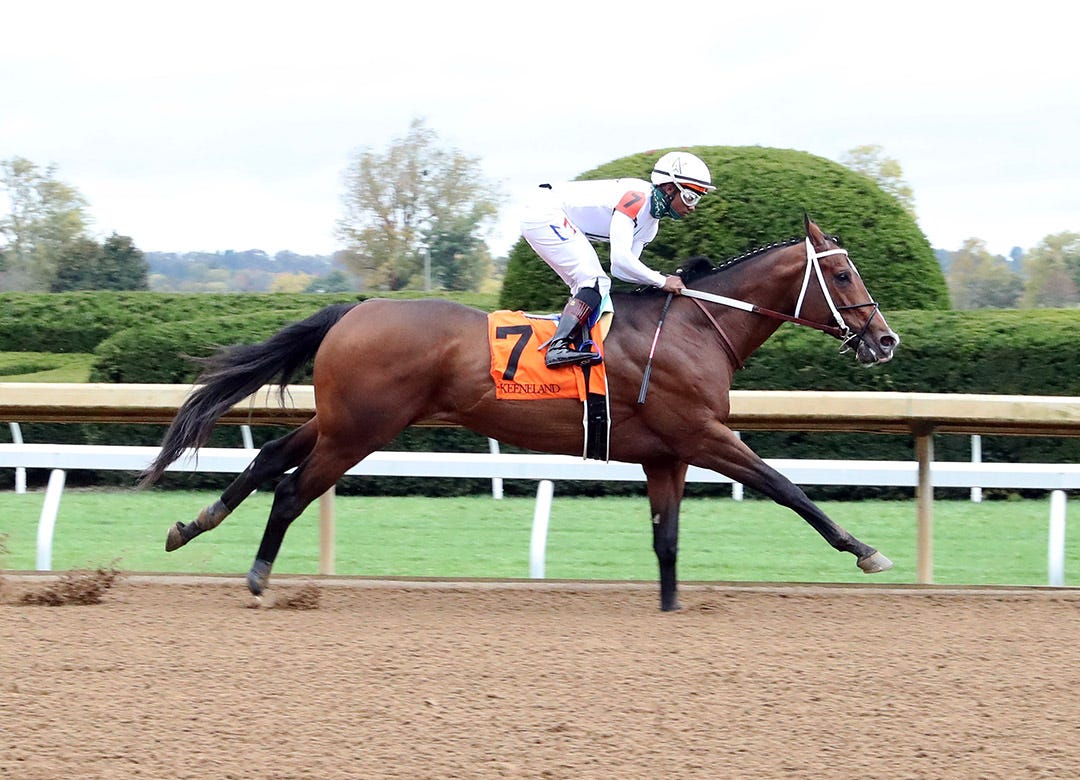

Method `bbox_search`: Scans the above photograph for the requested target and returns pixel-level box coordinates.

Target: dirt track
[2,575,1080,779]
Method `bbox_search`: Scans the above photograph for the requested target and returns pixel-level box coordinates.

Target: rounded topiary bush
[501,145,948,312]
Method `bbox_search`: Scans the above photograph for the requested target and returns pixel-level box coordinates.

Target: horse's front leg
[165,420,318,552]
[694,423,893,574]
[643,460,689,612]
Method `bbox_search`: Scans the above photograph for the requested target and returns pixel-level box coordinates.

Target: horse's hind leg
[644,460,689,612]
[246,435,364,596]
[165,420,319,552]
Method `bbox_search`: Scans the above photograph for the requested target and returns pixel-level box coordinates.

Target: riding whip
[637,292,675,404]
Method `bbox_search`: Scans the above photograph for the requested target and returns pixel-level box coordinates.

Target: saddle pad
[488,311,608,401]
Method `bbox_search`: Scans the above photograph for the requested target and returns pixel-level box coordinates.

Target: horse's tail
[138,302,359,487]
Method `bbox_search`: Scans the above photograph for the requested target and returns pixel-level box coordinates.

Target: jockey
[520,150,716,368]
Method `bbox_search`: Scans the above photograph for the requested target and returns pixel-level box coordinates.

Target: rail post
[914,424,935,584]
[35,469,66,570]
[530,480,555,578]
[1049,490,1067,586]
[319,487,335,575]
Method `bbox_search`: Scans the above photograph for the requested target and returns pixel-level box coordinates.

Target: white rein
[679,238,856,340]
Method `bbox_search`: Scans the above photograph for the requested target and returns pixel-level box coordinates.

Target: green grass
[0,352,96,382]
[1,489,1076,586]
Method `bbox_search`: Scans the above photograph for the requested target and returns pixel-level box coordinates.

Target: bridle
[679,237,881,355]
[636,237,882,403]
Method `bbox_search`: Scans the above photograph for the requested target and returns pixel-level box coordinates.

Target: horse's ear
[804,214,827,250]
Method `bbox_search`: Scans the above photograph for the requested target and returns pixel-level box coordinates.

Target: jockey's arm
[607,211,666,288]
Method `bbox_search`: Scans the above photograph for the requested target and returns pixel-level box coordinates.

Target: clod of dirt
[272,584,321,610]
[19,567,121,606]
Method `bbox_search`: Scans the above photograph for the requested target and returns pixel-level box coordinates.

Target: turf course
[1,489,1076,586]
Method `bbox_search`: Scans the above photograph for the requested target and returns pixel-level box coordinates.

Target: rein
[680,237,880,350]
[680,288,846,338]
[636,236,880,404]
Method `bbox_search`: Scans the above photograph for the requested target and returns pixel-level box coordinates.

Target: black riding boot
[545,296,597,368]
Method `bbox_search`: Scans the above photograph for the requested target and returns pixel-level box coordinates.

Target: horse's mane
[673,233,844,285]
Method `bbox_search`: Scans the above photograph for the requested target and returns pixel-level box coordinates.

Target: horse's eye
[837,272,851,283]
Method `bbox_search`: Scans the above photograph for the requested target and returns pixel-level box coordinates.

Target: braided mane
[676,234,843,285]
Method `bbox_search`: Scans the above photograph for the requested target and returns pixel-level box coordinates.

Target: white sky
[3,1,1077,259]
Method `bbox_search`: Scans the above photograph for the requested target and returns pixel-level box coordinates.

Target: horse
[141,216,899,611]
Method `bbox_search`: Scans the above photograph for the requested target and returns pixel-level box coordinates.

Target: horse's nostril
[881,335,897,350]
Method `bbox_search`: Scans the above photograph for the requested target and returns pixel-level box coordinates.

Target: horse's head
[795,216,899,365]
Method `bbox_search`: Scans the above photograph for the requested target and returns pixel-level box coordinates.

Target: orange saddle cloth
[487,311,608,400]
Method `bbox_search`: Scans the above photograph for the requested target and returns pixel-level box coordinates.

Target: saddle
[487,310,610,460]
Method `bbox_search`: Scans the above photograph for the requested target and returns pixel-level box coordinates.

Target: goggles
[672,180,704,207]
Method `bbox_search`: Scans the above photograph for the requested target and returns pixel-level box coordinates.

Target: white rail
[1,443,1076,583]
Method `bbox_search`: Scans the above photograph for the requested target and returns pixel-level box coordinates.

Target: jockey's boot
[545,294,597,368]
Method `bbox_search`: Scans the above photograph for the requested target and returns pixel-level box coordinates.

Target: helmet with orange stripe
[649,151,716,219]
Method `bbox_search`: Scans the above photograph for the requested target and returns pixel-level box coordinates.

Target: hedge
[2,294,1076,498]
[0,290,499,354]
[501,145,949,313]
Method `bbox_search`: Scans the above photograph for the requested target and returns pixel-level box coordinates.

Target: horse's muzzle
[853,329,899,365]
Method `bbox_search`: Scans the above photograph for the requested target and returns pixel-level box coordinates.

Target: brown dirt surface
[2,575,1079,779]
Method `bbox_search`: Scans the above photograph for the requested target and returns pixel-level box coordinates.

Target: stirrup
[545,339,597,368]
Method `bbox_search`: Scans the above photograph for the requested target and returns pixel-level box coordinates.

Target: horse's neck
[694,248,805,359]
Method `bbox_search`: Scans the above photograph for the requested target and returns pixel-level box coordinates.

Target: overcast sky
[3,2,1077,260]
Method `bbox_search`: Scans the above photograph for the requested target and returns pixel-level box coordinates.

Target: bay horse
[141,216,899,611]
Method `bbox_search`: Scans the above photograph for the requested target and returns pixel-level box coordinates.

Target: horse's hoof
[247,559,272,596]
[858,550,894,574]
[660,598,683,612]
[165,522,186,552]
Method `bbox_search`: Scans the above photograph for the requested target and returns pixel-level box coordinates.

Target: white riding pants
[520,190,612,301]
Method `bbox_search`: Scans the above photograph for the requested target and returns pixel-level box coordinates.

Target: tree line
[146,249,346,293]
[0,158,148,292]
[2,131,1076,308]
[938,236,1080,309]
[843,145,1079,309]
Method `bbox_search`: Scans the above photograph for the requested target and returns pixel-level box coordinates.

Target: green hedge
[738,308,1079,395]
[731,308,1080,497]
[501,145,949,313]
[0,292,360,353]
[90,310,323,384]
[2,294,1076,498]
[0,290,499,354]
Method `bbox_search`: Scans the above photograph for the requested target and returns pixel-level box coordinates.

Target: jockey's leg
[545,285,602,367]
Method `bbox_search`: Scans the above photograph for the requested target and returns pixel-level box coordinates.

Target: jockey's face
[661,183,697,217]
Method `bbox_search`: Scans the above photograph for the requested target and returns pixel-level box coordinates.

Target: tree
[98,233,149,290]
[336,118,499,291]
[0,157,90,290]
[946,238,1023,309]
[1021,231,1080,308]
[269,272,315,293]
[50,233,149,292]
[840,145,916,217]
[50,236,104,291]
[304,269,356,293]
[425,216,493,291]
